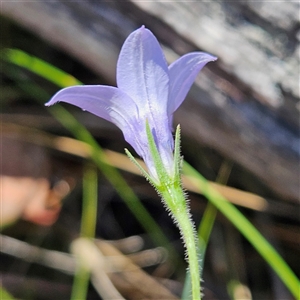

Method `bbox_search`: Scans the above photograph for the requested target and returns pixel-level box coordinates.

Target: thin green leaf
[0,287,15,300]
[4,48,82,87]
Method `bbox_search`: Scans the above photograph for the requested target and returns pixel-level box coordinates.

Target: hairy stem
[159,184,201,300]
[145,123,201,299]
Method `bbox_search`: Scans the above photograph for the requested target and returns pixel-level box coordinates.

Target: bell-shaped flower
[46,26,217,181]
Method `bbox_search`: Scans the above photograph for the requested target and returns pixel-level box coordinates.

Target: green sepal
[173,124,182,184]
[125,148,157,187]
[145,120,169,185]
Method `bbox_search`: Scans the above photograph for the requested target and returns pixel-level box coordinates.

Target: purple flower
[46,26,216,180]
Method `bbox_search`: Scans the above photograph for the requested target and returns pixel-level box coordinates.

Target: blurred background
[1,1,299,299]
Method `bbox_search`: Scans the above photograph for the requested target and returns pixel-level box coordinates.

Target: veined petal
[117,26,169,117]
[45,85,137,127]
[45,85,145,156]
[168,52,217,114]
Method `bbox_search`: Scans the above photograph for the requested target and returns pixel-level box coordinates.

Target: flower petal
[45,85,136,127]
[117,26,170,117]
[45,85,145,155]
[168,52,217,114]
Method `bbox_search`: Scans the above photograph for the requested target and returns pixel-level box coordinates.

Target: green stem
[160,185,201,300]
[80,163,98,239]
[71,163,98,300]
[145,123,200,299]
[70,266,90,300]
